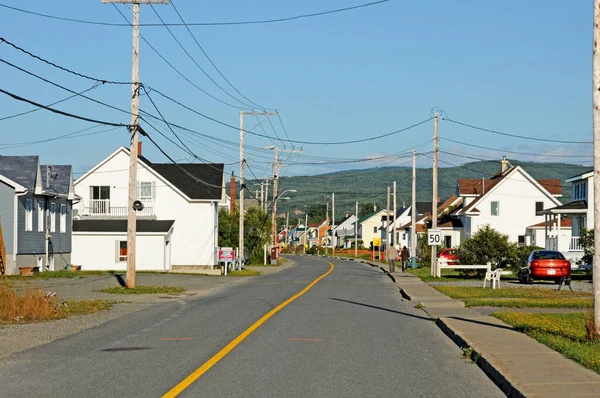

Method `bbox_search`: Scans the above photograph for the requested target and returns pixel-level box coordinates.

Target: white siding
[468,169,561,242]
[74,149,218,266]
[72,233,166,271]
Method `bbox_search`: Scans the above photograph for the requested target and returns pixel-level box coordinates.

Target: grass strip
[228,269,261,277]
[433,285,593,308]
[494,312,600,373]
[99,285,184,294]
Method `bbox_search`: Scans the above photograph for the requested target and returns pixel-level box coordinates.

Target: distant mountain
[245,160,589,220]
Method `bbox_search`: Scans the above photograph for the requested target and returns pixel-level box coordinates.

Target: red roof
[528,217,572,228]
[536,179,563,195]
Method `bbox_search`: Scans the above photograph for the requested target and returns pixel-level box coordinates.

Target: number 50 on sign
[428,229,442,246]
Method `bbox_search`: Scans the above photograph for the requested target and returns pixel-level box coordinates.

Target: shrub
[579,228,594,266]
[457,225,515,271]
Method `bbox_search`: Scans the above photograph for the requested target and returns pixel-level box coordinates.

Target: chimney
[229,172,236,213]
[373,204,377,212]
[345,212,349,218]
[137,141,142,156]
[501,156,508,173]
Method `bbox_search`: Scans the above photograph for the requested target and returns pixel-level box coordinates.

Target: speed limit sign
[428,229,442,246]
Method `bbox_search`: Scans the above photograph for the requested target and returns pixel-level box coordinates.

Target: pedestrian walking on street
[386,245,398,273]
[400,246,410,272]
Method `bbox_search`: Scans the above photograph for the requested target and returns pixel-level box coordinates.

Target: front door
[445,235,452,249]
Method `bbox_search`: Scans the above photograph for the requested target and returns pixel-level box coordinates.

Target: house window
[518,235,525,247]
[38,201,45,232]
[50,202,56,233]
[582,181,588,200]
[60,204,67,233]
[535,202,544,215]
[90,186,110,214]
[490,201,500,216]
[25,199,33,231]
[138,181,154,201]
[373,226,378,233]
[117,241,127,262]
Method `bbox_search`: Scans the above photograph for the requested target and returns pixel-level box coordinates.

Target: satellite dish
[132,200,144,211]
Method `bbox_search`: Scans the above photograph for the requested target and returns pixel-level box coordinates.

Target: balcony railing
[77,199,155,217]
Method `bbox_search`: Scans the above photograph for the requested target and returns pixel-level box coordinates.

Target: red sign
[218,247,235,261]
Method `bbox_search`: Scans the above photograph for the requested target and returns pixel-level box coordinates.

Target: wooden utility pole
[239,110,245,270]
[271,148,279,251]
[304,213,308,254]
[431,112,439,277]
[102,0,170,289]
[355,201,358,258]
[593,0,600,333]
[393,181,397,249]
[411,149,417,270]
[264,178,269,211]
[386,186,391,251]
[332,192,335,249]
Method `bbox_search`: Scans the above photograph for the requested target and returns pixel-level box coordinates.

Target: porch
[538,201,587,265]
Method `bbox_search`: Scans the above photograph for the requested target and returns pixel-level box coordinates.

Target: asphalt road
[0,256,504,398]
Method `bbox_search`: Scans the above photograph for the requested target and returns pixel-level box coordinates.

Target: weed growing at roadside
[99,285,184,294]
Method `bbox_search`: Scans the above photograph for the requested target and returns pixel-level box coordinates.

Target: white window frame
[25,199,33,231]
[60,204,67,233]
[535,201,544,215]
[117,241,127,262]
[490,201,500,216]
[50,202,56,233]
[38,201,45,232]
[139,181,154,201]
[373,226,378,233]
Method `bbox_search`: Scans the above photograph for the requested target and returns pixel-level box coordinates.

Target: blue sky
[0,0,593,179]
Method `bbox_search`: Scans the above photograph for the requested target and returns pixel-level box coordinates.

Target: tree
[307,203,327,223]
[579,227,594,266]
[359,202,379,217]
[456,225,513,270]
[218,206,272,264]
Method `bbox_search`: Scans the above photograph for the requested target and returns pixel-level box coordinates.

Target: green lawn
[433,285,593,308]
[494,312,600,373]
[7,270,112,280]
[99,285,184,294]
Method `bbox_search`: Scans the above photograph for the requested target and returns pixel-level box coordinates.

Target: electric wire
[170,0,268,110]
[441,137,592,159]
[145,86,433,145]
[0,1,391,27]
[442,117,592,145]
[0,87,129,127]
[0,37,132,85]
[149,5,255,109]
[0,125,121,150]
[112,5,248,110]
[0,83,101,122]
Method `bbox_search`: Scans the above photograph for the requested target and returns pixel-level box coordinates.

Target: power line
[0,58,132,117]
[145,86,433,145]
[0,125,121,150]
[170,0,268,110]
[149,5,255,109]
[0,87,129,127]
[0,37,132,85]
[0,83,101,122]
[112,5,247,110]
[0,1,391,27]
[441,137,592,158]
[442,117,592,145]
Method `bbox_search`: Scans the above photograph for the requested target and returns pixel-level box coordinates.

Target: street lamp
[271,189,297,263]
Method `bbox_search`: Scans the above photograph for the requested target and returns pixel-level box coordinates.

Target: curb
[435,318,525,398]
[366,262,526,398]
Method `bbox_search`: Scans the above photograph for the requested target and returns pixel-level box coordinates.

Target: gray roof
[0,155,39,189]
[73,219,175,233]
[407,202,433,217]
[41,165,72,195]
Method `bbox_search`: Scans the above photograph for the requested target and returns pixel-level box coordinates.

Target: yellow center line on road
[162,262,335,398]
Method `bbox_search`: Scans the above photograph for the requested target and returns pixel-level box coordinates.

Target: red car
[439,248,458,265]
[518,250,571,284]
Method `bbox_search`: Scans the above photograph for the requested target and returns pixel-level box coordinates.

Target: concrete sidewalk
[388,270,600,397]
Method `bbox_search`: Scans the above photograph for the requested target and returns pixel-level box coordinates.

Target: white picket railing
[569,236,582,251]
[78,199,155,217]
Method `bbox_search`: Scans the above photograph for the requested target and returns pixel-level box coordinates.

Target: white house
[357,209,388,247]
[452,158,563,245]
[71,146,225,271]
[331,213,357,248]
[538,169,592,264]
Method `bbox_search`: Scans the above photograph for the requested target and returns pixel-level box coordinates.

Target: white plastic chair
[483,268,503,289]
